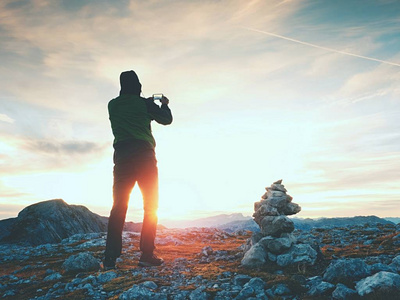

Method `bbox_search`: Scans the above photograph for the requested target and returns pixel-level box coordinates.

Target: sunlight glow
[1,0,399,221]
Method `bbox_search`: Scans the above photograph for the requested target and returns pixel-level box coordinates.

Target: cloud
[333,61,400,105]
[0,113,14,123]
[0,0,302,98]
[294,192,400,218]
[0,182,30,200]
[0,181,33,219]
[22,140,106,155]
[0,135,109,176]
[2,0,395,117]
[305,156,400,191]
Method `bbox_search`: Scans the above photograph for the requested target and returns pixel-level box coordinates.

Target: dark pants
[105,155,159,258]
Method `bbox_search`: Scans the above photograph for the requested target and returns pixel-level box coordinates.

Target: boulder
[189,287,208,300]
[355,271,400,297]
[62,252,100,273]
[276,244,317,267]
[253,205,279,223]
[119,285,155,300]
[233,274,252,287]
[281,202,301,215]
[332,283,358,300]
[269,181,287,192]
[266,196,288,210]
[142,281,158,289]
[260,215,294,237]
[241,244,267,268]
[250,232,263,246]
[244,277,265,294]
[235,286,255,300]
[323,258,371,284]
[258,236,274,249]
[0,199,106,246]
[97,271,118,284]
[265,237,293,254]
[254,200,264,212]
[390,255,400,272]
[370,262,395,274]
[271,283,291,296]
[266,190,286,199]
[308,281,335,296]
[267,251,277,262]
[280,232,297,243]
[43,272,62,282]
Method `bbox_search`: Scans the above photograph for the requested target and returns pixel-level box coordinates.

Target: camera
[153,94,163,101]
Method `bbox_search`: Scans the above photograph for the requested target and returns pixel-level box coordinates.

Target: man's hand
[160,96,169,105]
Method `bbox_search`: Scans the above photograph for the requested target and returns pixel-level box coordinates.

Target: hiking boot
[138,253,164,267]
[103,256,116,270]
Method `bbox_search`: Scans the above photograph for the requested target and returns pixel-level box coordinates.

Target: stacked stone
[241,180,318,268]
[253,179,300,237]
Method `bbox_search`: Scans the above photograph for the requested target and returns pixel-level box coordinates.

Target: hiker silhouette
[104,70,173,269]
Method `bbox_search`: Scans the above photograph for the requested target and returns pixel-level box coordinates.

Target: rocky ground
[1,223,400,299]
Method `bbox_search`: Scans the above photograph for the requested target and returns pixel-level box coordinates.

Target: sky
[1,0,400,223]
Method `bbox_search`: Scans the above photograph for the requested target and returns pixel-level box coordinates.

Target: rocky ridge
[0,199,164,246]
[0,223,400,299]
[0,199,106,246]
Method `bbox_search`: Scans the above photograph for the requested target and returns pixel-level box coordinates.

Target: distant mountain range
[291,216,395,230]
[0,199,397,246]
[163,213,397,232]
[218,215,396,233]
[384,217,400,224]
[161,213,250,229]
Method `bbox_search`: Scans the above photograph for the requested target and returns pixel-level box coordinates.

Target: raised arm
[145,96,173,125]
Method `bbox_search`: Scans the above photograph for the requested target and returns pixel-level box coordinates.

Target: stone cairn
[241,180,318,268]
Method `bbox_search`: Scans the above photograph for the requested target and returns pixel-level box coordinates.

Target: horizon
[1,198,399,227]
[1,0,400,221]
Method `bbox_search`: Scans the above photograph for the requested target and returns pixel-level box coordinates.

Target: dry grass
[102,275,139,292]
[320,231,400,260]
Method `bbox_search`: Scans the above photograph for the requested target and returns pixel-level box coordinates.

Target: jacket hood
[119,70,142,96]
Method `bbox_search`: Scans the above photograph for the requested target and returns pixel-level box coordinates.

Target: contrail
[243,27,400,67]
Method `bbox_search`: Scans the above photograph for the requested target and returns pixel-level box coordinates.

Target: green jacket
[108,94,172,148]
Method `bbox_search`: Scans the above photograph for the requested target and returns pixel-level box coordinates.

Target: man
[103,70,172,270]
